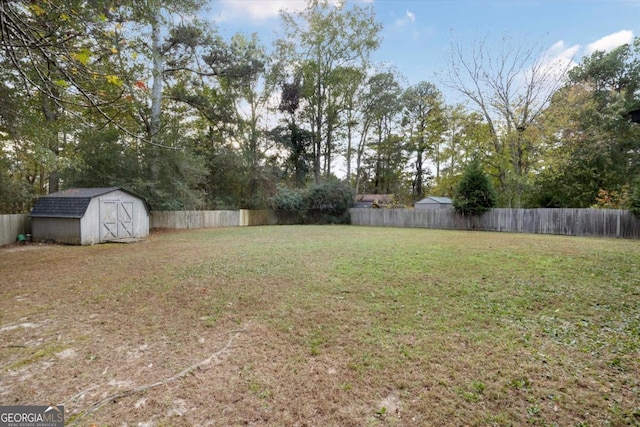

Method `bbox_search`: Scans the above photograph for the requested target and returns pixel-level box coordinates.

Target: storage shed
[414,196,453,210]
[30,187,149,245]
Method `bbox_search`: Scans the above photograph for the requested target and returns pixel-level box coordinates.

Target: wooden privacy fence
[349,208,640,239]
[3,208,639,245]
[150,209,277,229]
[0,214,30,246]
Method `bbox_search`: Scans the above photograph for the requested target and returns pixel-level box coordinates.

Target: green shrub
[271,185,305,214]
[304,180,354,222]
[270,181,354,224]
[453,159,496,216]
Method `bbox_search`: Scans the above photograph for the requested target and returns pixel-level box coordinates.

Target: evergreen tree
[453,159,496,215]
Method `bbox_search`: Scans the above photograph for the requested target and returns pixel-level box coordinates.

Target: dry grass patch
[0,226,638,426]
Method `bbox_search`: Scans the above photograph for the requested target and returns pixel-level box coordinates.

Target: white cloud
[545,40,580,70]
[539,31,634,78]
[216,0,306,21]
[406,10,416,24]
[586,30,634,54]
[395,9,416,28]
[509,31,632,121]
[513,40,579,113]
[216,0,353,22]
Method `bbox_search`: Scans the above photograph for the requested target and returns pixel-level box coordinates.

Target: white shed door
[100,200,134,241]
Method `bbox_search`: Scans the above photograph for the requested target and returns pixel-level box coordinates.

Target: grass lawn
[0,225,638,426]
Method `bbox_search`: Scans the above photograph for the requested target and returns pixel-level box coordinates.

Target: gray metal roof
[30,187,137,218]
[416,196,453,204]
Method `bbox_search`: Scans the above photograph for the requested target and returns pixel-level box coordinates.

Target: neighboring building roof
[355,194,394,202]
[353,194,395,208]
[30,187,146,218]
[416,196,453,204]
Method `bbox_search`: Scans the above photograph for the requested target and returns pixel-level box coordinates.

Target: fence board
[0,214,31,246]
[349,208,640,239]
[150,210,243,229]
[5,208,638,245]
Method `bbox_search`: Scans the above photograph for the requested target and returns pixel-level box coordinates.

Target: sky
[204,0,640,102]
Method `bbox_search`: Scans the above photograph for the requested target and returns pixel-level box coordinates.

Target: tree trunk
[346,116,353,183]
[149,6,164,181]
[415,149,424,199]
[42,62,60,194]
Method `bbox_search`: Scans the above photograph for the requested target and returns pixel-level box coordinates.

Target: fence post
[239,209,248,227]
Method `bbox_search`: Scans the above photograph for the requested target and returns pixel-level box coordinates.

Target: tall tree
[434,107,492,197]
[402,82,446,200]
[0,1,131,193]
[0,1,133,122]
[353,71,402,196]
[532,38,640,207]
[367,74,405,196]
[332,66,366,183]
[273,75,313,188]
[207,33,273,207]
[0,0,213,208]
[276,0,381,183]
[443,34,572,206]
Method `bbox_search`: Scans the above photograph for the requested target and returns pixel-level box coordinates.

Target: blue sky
[206,0,639,98]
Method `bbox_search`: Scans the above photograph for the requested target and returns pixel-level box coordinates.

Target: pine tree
[453,159,496,215]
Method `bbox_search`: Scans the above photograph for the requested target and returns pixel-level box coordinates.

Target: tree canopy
[1,1,638,214]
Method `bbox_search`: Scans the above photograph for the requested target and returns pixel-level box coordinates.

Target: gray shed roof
[30,187,145,218]
[416,196,453,204]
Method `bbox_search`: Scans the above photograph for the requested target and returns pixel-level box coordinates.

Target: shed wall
[82,198,100,244]
[31,189,149,245]
[415,202,453,210]
[32,218,81,244]
[87,190,149,244]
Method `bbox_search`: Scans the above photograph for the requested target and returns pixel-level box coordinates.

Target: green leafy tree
[331,66,365,183]
[269,123,313,188]
[532,39,640,207]
[225,34,274,208]
[355,71,403,196]
[304,180,354,224]
[0,1,138,121]
[453,159,496,215]
[276,0,381,183]
[61,127,139,189]
[270,180,354,224]
[0,0,214,210]
[443,34,572,207]
[402,82,446,200]
[0,154,33,213]
[272,75,314,188]
[364,134,410,197]
[434,107,492,197]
